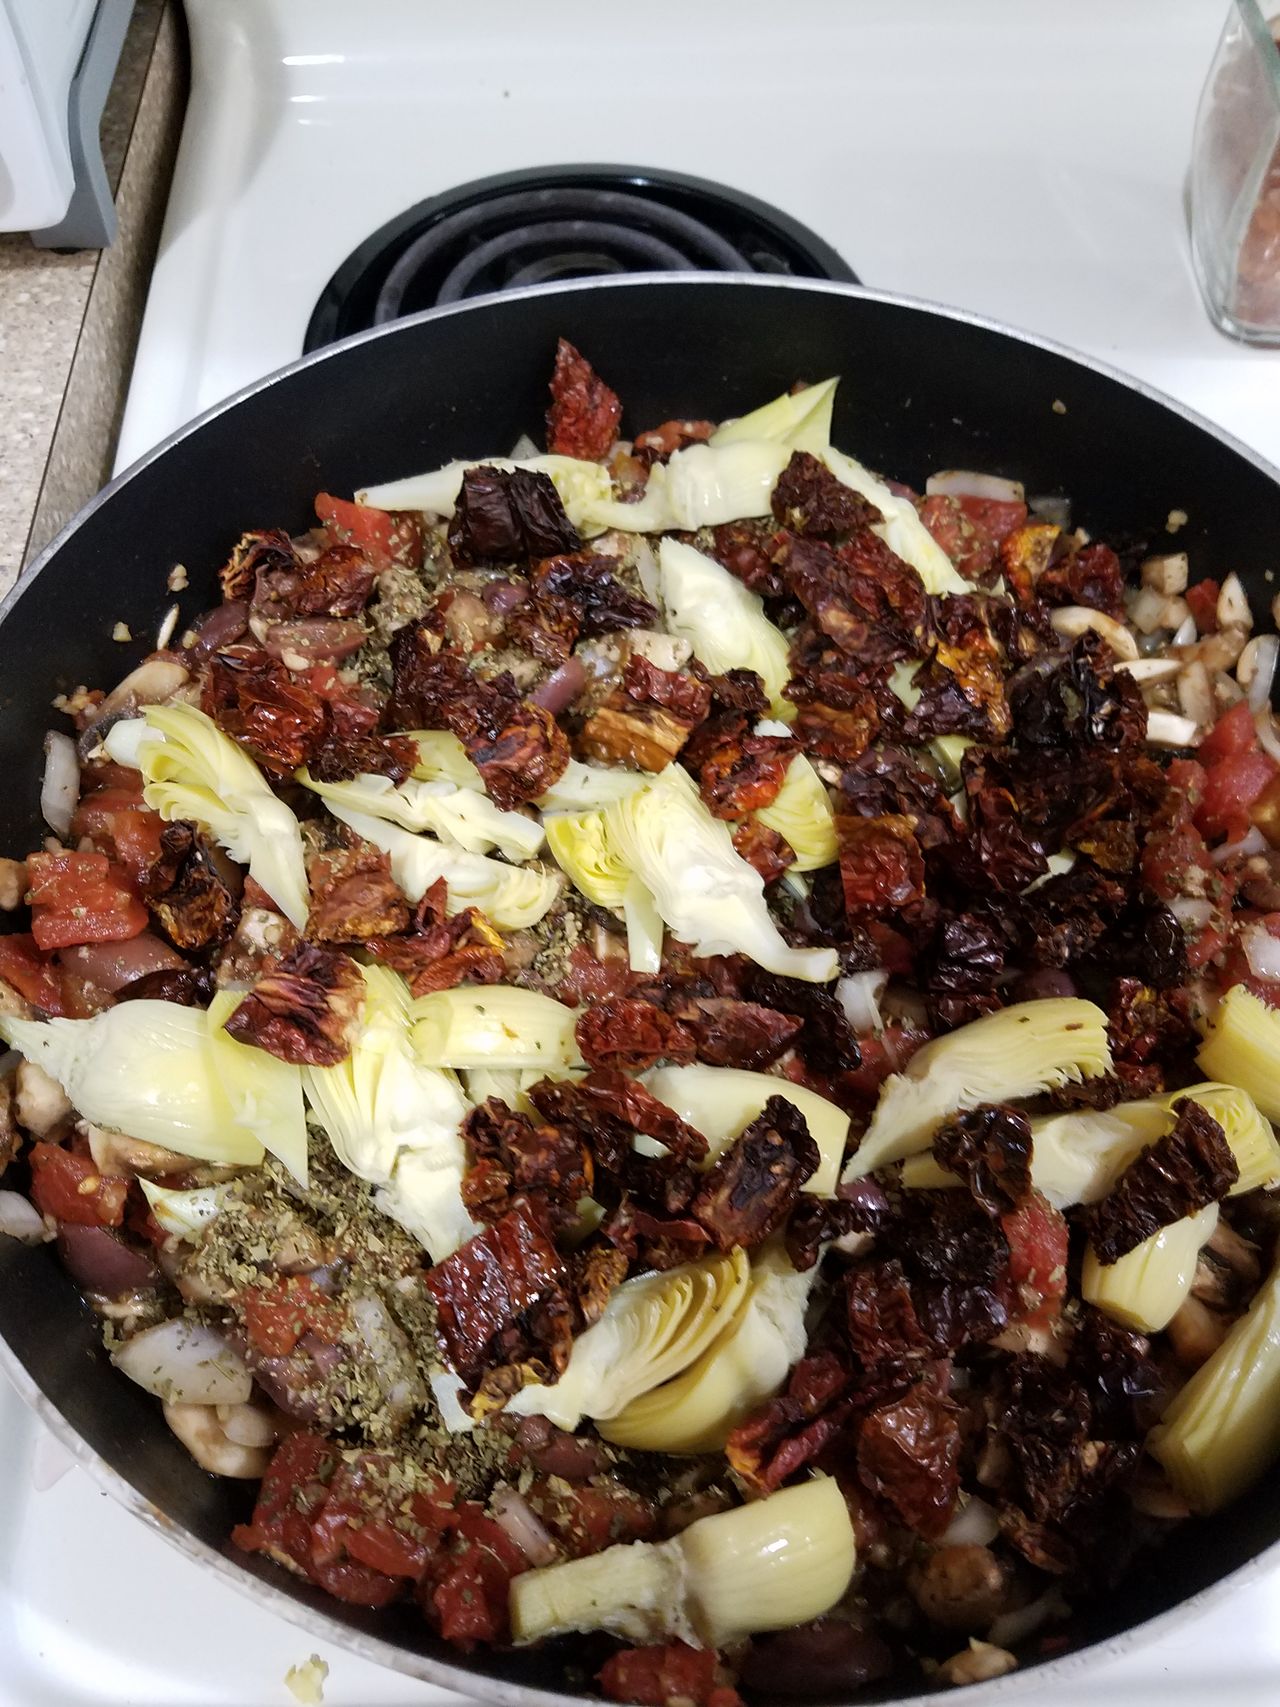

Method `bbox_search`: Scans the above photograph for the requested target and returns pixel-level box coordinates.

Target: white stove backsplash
[6,1,1278,1704]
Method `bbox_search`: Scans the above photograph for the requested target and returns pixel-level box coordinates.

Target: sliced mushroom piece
[163,1400,274,1477]
[909,1545,1009,1632]
[1166,1295,1231,1370]
[85,1125,201,1180]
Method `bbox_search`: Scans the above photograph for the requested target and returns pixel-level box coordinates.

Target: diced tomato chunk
[531,1477,656,1558]
[0,932,69,1014]
[243,1275,347,1358]
[426,1503,529,1649]
[308,1455,456,1584]
[1165,757,1207,817]
[26,851,148,950]
[1199,702,1256,764]
[28,1141,129,1227]
[1001,1190,1069,1333]
[1196,750,1279,843]
[598,1642,744,1707]
[1185,578,1220,634]
[315,492,422,569]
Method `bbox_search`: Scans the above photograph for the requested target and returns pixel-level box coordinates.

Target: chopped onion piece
[1170,615,1197,647]
[1177,661,1215,729]
[492,1486,561,1567]
[0,1190,50,1244]
[1146,711,1199,748]
[1242,634,1279,712]
[1213,826,1268,865]
[1048,606,1138,660]
[941,1495,1000,1548]
[1256,708,1280,765]
[836,971,888,1036]
[111,1319,251,1405]
[1169,897,1214,930]
[1243,923,1280,983]
[925,470,1025,503]
[988,1588,1070,1649]
[40,731,79,839]
[1117,657,1181,683]
[1127,586,1171,636]
[1218,573,1253,631]
[1027,494,1071,528]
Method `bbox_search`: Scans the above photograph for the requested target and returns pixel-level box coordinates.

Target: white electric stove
[8,1,1280,1703]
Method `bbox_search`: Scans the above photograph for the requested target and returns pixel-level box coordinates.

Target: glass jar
[1190,0,1280,344]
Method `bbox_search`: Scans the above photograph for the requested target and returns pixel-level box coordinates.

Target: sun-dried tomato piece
[726,1351,852,1494]
[857,1385,961,1539]
[778,530,928,665]
[223,942,365,1066]
[709,519,786,598]
[631,418,716,464]
[505,589,581,666]
[837,814,925,915]
[881,1192,1013,1353]
[426,1205,575,1395]
[1010,635,1147,750]
[202,647,329,775]
[690,1096,819,1252]
[706,668,770,718]
[688,718,797,819]
[792,696,881,765]
[219,529,295,603]
[841,745,963,850]
[742,970,861,1079]
[785,1182,886,1273]
[362,879,504,996]
[934,1104,1033,1217]
[668,995,802,1071]
[1082,1097,1238,1264]
[903,596,1010,743]
[142,820,240,950]
[308,842,408,942]
[307,730,419,784]
[254,543,378,623]
[527,1069,707,1175]
[573,1239,629,1325]
[772,450,881,538]
[1037,543,1125,618]
[469,700,570,808]
[730,820,796,883]
[575,998,698,1072]
[624,654,713,724]
[532,553,657,636]
[844,1259,933,1398]
[463,1098,591,1231]
[546,338,621,462]
[449,466,581,564]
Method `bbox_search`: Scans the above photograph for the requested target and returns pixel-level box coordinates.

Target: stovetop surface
[8,2,1280,1704]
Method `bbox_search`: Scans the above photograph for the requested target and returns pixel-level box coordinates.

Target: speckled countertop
[0,0,184,597]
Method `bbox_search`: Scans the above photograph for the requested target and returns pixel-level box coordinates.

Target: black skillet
[2,276,1278,1704]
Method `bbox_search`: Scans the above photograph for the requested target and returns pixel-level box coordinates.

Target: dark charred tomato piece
[575,998,697,1072]
[0,932,69,1014]
[1001,1190,1069,1332]
[546,338,622,462]
[315,492,423,569]
[837,814,925,914]
[1185,578,1221,633]
[243,1275,347,1357]
[223,943,365,1066]
[690,1095,819,1251]
[1082,1097,1238,1263]
[731,820,796,883]
[856,1384,962,1538]
[598,1641,744,1707]
[26,851,148,951]
[29,1141,128,1227]
[1036,543,1125,617]
[202,647,329,776]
